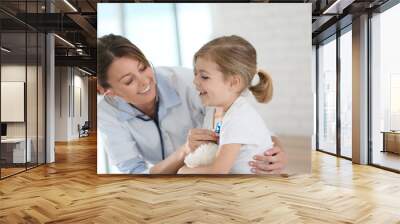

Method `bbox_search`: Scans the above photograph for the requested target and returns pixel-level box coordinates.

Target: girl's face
[105,56,157,108]
[193,57,238,109]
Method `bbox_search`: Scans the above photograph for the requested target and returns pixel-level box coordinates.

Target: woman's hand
[249,136,288,174]
[185,128,218,155]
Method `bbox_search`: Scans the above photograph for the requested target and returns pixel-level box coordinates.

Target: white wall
[1,65,26,140]
[1,82,25,122]
[210,3,312,136]
[1,66,26,128]
[1,64,46,164]
[72,73,89,138]
[1,65,40,137]
[55,67,68,141]
[54,67,89,141]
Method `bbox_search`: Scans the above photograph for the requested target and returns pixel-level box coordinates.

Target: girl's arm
[178,144,241,174]
[149,145,187,174]
[150,128,218,174]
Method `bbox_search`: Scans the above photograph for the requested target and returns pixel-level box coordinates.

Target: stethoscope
[130,98,165,160]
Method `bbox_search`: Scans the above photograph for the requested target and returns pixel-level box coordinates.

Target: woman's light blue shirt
[98,67,205,173]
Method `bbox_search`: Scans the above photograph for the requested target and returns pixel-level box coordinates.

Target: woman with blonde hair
[179,35,275,174]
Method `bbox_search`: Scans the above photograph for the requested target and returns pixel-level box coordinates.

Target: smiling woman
[97,34,288,174]
[97,34,212,174]
[104,57,157,117]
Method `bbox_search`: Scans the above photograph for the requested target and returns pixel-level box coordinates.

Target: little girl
[178,35,274,174]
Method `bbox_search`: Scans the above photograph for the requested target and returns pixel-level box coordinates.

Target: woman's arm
[178,144,241,174]
[249,136,287,174]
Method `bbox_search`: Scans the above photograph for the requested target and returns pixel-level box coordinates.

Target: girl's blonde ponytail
[249,69,273,103]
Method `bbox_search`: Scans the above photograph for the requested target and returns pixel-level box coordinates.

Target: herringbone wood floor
[0,134,399,223]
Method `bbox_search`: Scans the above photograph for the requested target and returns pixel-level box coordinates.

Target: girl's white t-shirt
[203,96,273,174]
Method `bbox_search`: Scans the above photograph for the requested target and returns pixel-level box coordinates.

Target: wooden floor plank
[0,134,399,223]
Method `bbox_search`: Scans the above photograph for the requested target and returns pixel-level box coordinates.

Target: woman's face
[193,57,236,108]
[105,57,157,108]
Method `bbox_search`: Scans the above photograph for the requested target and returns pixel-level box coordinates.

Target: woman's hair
[194,35,273,103]
[97,34,150,89]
